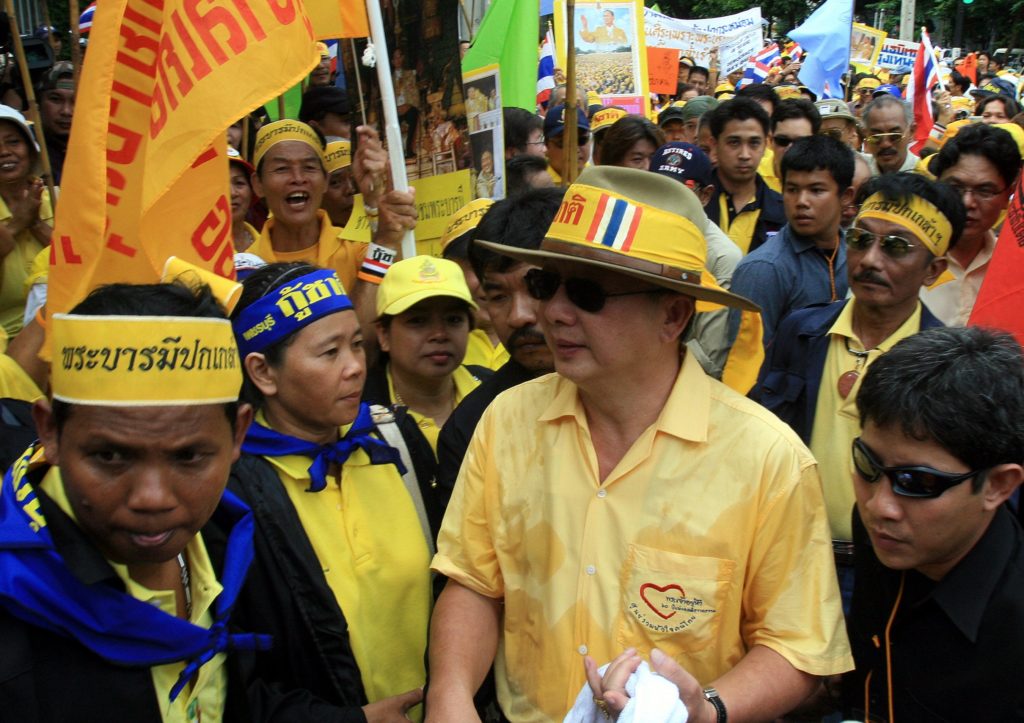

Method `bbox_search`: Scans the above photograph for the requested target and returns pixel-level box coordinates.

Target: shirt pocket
[616,544,735,655]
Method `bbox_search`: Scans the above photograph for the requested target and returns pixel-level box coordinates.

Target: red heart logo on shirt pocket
[639,583,686,620]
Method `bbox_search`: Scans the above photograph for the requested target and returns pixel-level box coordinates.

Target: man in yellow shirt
[756,172,964,609]
[426,166,852,723]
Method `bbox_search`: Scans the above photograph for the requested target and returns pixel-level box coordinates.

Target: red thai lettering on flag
[585,195,643,252]
[906,28,941,155]
[968,171,1024,345]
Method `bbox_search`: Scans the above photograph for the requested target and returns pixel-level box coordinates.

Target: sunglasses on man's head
[846,227,918,259]
[524,268,655,313]
[851,437,986,498]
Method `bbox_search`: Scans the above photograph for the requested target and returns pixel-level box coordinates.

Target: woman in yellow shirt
[229,262,438,723]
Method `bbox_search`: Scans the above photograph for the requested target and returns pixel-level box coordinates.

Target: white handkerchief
[564,660,689,723]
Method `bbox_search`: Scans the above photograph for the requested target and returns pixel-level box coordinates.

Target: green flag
[462,0,540,110]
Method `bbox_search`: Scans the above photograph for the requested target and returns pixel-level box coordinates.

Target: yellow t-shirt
[386,364,481,452]
[433,353,853,721]
[463,328,509,371]
[809,300,923,541]
[0,189,53,337]
[258,413,432,714]
[247,209,367,292]
[39,467,226,723]
[717,191,762,255]
[0,352,43,401]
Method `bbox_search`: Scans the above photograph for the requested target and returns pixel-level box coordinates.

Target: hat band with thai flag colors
[475,166,760,313]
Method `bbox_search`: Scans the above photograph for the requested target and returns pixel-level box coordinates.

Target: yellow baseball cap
[774,85,803,100]
[994,123,1024,157]
[376,256,478,317]
[855,77,881,91]
[591,107,628,133]
[324,140,351,174]
[440,199,493,257]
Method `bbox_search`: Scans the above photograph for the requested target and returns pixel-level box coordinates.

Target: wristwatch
[703,687,727,723]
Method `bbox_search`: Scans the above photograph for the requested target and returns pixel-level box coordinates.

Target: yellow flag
[306,0,368,39]
[49,0,317,321]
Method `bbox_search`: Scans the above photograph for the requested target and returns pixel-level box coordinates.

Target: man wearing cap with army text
[425,166,852,723]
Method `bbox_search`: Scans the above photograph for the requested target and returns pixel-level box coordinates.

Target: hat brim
[475,239,760,312]
[379,289,479,317]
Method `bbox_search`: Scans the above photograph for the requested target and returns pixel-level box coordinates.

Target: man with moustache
[756,172,962,607]
[436,187,564,499]
[861,96,918,175]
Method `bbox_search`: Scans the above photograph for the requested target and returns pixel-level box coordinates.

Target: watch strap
[703,686,727,723]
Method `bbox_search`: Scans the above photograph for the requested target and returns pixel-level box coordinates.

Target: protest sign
[851,23,886,69]
[644,7,763,75]
[878,37,917,73]
[647,46,680,94]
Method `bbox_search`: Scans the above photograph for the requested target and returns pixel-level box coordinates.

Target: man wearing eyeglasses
[861,95,918,175]
[543,104,591,184]
[921,123,1022,326]
[755,172,963,610]
[841,326,1024,721]
[425,166,852,723]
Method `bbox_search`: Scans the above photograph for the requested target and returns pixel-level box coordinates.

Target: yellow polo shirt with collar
[717,192,762,254]
[39,467,226,723]
[248,209,367,292]
[810,301,923,542]
[432,352,852,722]
[758,148,781,192]
[462,328,509,372]
[386,364,481,451]
[257,413,431,714]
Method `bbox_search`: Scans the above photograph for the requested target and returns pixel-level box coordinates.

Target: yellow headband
[52,315,242,406]
[253,120,323,169]
[324,140,351,173]
[856,192,953,256]
[440,198,493,253]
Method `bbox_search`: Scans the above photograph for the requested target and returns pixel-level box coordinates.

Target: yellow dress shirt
[259,413,432,713]
[433,353,853,722]
[248,209,367,292]
[40,468,226,723]
[0,189,53,337]
[386,364,481,452]
[462,328,509,372]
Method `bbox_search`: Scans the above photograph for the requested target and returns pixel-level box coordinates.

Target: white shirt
[920,231,996,326]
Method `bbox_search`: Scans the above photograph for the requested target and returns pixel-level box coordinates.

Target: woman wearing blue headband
[227,262,439,722]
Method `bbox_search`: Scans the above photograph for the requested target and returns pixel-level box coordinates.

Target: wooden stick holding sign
[563,0,578,186]
[3,0,57,208]
[364,0,416,259]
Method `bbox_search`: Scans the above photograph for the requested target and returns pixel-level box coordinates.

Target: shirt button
[586,565,596,575]
[597,489,607,498]
[578,645,588,655]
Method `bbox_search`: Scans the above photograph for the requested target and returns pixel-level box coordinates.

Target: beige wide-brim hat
[476,165,759,312]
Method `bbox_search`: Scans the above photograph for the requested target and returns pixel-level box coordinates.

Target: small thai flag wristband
[357,242,398,284]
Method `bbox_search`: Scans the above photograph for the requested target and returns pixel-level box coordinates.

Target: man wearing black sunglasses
[426,166,852,723]
[842,327,1024,722]
[762,99,821,193]
[756,172,964,610]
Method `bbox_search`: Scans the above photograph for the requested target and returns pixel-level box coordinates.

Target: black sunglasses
[846,227,918,259]
[773,134,803,147]
[851,437,986,498]
[524,268,654,313]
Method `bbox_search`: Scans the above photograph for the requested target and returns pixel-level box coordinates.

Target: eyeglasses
[773,135,802,148]
[846,227,918,259]
[525,139,548,147]
[819,128,845,141]
[944,182,1007,202]
[852,437,987,498]
[524,268,655,313]
[865,131,906,145]
[548,133,591,148]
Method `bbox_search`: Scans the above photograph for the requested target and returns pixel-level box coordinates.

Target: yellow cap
[940,118,974,148]
[440,199,493,256]
[324,140,352,173]
[591,107,628,133]
[376,256,478,317]
[855,77,881,91]
[253,119,323,169]
[993,123,1024,158]
[714,82,734,97]
[774,85,803,100]
[316,41,330,59]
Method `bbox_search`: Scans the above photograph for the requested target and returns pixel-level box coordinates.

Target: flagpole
[3,0,57,207]
[563,0,577,186]
[365,0,416,259]
[349,38,369,127]
[69,0,82,84]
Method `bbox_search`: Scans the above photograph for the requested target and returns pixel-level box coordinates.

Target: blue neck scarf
[242,402,406,492]
[0,444,271,701]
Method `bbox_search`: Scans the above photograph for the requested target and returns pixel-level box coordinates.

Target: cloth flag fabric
[969,172,1024,345]
[789,0,852,100]
[961,52,978,84]
[304,0,368,40]
[78,2,96,33]
[463,0,541,111]
[906,28,941,155]
[742,43,781,85]
[785,41,803,62]
[538,28,556,102]
[48,0,318,322]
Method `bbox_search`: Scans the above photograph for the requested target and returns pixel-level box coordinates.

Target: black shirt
[843,506,1024,722]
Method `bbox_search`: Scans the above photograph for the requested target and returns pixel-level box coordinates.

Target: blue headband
[234,269,353,358]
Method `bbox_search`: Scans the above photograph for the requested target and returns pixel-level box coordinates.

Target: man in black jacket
[436,187,564,500]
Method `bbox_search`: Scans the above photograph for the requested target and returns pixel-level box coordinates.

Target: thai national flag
[785,41,803,63]
[906,28,941,154]
[537,29,555,102]
[586,195,643,252]
[79,2,96,34]
[742,43,781,85]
